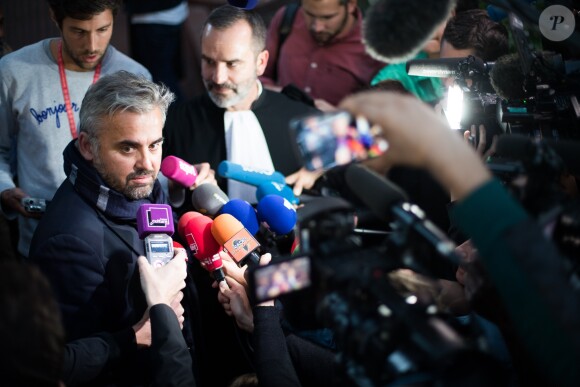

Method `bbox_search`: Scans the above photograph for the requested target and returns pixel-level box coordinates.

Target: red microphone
[211,213,261,267]
[178,211,203,237]
[180,215,225,282]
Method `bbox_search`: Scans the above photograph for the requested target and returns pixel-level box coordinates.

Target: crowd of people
[0,0,579,386]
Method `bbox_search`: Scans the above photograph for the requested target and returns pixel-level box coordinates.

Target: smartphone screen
[249,256,312,303]
[290,111,388,171]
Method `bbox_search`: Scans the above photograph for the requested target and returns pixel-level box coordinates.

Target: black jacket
[30,141,199,386]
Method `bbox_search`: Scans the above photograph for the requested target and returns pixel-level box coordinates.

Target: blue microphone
[218,161,286,188]
[228,0,259,10]
[257,195,297,235]
[219,199,260,235]
[256,181,299,205]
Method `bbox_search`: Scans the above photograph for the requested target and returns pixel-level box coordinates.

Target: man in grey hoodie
[0,0,151,258]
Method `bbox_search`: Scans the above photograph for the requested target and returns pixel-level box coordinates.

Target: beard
[62,37,105,71]
[204,77,256,109]
[93,156,156,200]
[309,7,349,46]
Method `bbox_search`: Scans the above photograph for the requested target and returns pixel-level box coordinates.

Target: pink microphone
[161,156,198,188]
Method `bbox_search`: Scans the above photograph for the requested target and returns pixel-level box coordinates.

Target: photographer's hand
[340,92,492,200]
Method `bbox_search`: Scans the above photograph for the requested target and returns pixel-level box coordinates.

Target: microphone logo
[147,207,171,228]
[232,238,248,251]
[179,160,197,176]
[184,232,199,254]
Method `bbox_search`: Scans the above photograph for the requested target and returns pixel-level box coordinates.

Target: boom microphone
[220,199,260,235]
[161,156,198,188]
[136,204,175,267]
[218,161,286,187]
[344,164,460,266]
[363,0,456,63]
[211,214,261,267]
[191,184,229,216]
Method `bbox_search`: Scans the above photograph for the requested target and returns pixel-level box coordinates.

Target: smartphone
[21,197,47,213]
[248,255,312,303]
[290,111,388,171]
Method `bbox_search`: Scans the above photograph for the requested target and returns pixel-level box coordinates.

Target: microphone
[489,53,527,100]
[220,199,260,235]
[227,0,258,10]
[136,204,175,267]
[495,134,580,175]
[257,195,297,236]
[191,184,229,217]
[211,213,261,267]
[180,215,225,282]
[257,194,298,255]
[177,211,203,237]
[256,181,299,205]
[161,156,198,188]
[363,0,455,63]
[344,164,460,266]
[218,161,286,187]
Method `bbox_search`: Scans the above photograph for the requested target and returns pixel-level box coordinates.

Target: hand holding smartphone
[290,111,388,171]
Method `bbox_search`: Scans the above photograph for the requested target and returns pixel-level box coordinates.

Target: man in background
[0,0,151,258]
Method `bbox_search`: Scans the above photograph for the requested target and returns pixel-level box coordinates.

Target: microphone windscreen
[495,134,580,174]
[489,53,527,100]
[256,182,299,205]
[220,199,260,235]
[136,204,174,239]
[344,164,408,221]
[191,184,229,216]
[211,214,244,246]
[495,134,533,160]
[161,156,198,187]
[181,216,221,259]
[178,211,203,236]
[227,0,259,10]
[257,195,297,235]
[364,0,455,63]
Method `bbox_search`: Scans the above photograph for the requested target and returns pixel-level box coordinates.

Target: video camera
[247,167,502,386]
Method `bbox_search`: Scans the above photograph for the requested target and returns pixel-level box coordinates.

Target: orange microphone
[211,213,261,267]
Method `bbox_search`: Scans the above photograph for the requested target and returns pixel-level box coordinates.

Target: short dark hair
[203,5,267,53]
[0,261,65,386]
[47,0,121,29]
[442,9,509,62]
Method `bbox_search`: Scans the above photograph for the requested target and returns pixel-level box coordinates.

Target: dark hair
[203,5,267,53]
[0,261,65,386]
[442,9,509,62]
[47,0,121,29]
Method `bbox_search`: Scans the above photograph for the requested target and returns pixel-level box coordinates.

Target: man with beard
[260,0,384,108]
[29,71,211,385]
[0,0,151,259]
[163,5,318,206]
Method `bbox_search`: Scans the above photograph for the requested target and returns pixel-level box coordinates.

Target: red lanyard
[57,40,102,139]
